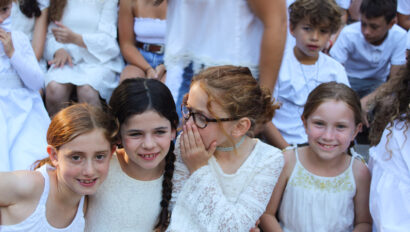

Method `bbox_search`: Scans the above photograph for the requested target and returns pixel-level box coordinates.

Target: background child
[44,0,123,116]
[0,0,50,172]
[260,82,372,232]
[85,78,178,232]
[118,0,166,82]
[273,0,350,146]
[168,66,284,231]
[0,103,118,231]
[397,0,410,30]
[368,56,410,231]
[11,0,48,64]
[330,0,407,101]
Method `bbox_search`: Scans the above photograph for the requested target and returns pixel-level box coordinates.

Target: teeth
[141,153,157,158]
[80,179,94,184]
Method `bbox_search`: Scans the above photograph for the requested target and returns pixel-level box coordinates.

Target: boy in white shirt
[330,0,407,101]
[397,0,410,30]
[272,0,350,146]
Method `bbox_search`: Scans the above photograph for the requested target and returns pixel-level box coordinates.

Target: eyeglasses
[181,105,239,129]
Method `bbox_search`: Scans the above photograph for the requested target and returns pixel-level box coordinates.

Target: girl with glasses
[168,65,284,231]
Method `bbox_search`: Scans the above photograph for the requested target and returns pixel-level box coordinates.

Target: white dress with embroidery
[44,0,123,101]
[168,137,284,231]
[278,148,358,232]
[0,24,49,171]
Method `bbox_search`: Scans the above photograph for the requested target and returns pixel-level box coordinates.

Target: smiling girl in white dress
[44,0,123,116]
[0,0,49,171]
[85,78,179,232]
[260,82,372,232]
[0,104,118,232]
[167,65,284,231]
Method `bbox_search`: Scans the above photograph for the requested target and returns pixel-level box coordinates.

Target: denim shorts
[138,47,164,68]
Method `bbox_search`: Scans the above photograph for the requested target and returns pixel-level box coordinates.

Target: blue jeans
[348,77,385,98]
[138,47,164,68]
[175,63,195,120]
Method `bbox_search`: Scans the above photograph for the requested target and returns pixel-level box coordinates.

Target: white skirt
[0,87,50,171]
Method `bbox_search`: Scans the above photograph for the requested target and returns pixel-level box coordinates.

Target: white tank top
[134,17,166,44]
[0,165,85,232]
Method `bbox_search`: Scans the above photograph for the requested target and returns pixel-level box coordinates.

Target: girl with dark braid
[85,78,178,232]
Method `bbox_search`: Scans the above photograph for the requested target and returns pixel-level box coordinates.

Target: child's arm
[0,171,43,207]
[247,0,287,94]
[32,8,48,61]
[259,150,294,232]
[352,160,372,232]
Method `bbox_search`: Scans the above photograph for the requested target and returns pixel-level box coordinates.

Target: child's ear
[301,116,308,130]
[171,128,177,140]
[352,123,363,141]
[232,117,251,138]
[47,145,59,167]
[289,23,296,36]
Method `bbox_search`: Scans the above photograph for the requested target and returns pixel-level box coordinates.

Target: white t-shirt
[273,50,349,145]
[330,22,407,81]
[407,30,410,50]
[398,0,410,15]
[369,120,410,232]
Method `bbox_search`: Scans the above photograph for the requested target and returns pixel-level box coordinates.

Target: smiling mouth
[318,142,337,150]
[139,152,160,161]
[78,178,97,187]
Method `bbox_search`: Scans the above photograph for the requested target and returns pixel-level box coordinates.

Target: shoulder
[281,148,297,178]
[1,170,44,200]
[352,157,371,185]
[339,22,361,36]
[390,24,407,38]
[320,53,345,69]
[254,140,285,167]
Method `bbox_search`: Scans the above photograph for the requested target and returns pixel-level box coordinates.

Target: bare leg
[77,85,102,108]
[45,81,73,116]
[120,65,146,83]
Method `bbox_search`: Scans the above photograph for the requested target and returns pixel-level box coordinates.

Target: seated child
[397,0,410,30]
[261,82,372,232]
[330,0,407,100]
[273,0,350,146]
[0,0,49,171]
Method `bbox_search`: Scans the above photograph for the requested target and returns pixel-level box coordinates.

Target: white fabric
[0,30,49,172]
[134,17,166,44]
[44,0,123,101]
[164,0,263,102]
[407,30,410,50]
[272,51,349,145]
[85,155,163,232]
[369,120,410,232]
[330,22,407,81]
[279,148,358,232]
[168,137,284,231]
[398,0,410,15]
[0,165,85,231]
[11,0,50,40]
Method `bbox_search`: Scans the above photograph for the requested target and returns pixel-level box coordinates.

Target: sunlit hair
[109,78,178,232]
[360,0,397,23]
[187,65,278,137]
[302,82,364,125]
[370,61,410,147]
[34,103,119,169]
[48,0,67,23]
[289,0,342,34]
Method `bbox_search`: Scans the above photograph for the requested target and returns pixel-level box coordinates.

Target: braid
[154,141,175,232]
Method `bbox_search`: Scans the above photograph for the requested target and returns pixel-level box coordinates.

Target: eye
[336,124,347,129]
[129,132,142,137]
[71,154,82,162]
[303,26,311,31]
[320,29,330,34]
[155,130,167,135]
[313,121,324,126]
[96,154,106,160]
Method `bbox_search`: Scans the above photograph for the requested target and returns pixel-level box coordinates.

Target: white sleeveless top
[134,17,166,44]
[278,148,357,232]
[0,165,85,232]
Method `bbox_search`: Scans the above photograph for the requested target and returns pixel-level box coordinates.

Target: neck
[370,32,388,46]
[304,146,348,171]
[294,46,319,65]
[117,150,164,181]
[51,170,82,208]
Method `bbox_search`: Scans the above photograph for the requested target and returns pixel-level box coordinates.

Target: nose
[310,29,319,41]
[82,160,96,177]
[142,135,155,149]
[322,127,335,141]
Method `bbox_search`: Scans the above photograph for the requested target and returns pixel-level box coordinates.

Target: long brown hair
[34,103,119,169]
[47,0,67,23]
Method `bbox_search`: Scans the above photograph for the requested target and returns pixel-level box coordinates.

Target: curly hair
[47,0,67,23]
[289,0,342,34]
[369,62,410,146]
[18,0,41,18]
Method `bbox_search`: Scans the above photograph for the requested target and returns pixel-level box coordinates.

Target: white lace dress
[168,137,284,231]
[44,0,123,101]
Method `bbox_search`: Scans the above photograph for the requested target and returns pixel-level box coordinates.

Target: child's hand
[52,21,80,45]
[180,123,216,174]
[49,48,73,68]
[155,64,166,82]
[0,28,15,58]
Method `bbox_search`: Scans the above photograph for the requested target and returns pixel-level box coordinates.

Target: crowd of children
[0,0,409,231]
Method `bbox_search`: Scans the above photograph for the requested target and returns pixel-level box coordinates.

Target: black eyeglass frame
[181,105,239,129]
